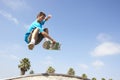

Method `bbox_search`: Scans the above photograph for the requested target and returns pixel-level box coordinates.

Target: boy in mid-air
[24,12,56,50]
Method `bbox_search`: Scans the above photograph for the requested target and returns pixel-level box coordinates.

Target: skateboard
[42,41,61,50]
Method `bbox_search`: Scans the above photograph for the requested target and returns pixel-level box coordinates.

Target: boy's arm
[41,15,52,25]
[41,31,56,43]
[45,15,52,21]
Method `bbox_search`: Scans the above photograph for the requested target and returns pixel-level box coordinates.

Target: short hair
[37,12,46,18]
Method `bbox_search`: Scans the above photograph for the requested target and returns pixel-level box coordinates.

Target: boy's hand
[52,40,56,44]
[45,15,52,21]
[47,15,52,19]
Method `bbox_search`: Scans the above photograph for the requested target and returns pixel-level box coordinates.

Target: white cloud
[79,64,88,70]
[96,33,111,42]
[91,42,120,57]
[0,10,19,24]
[92,60,104,68]
[1,0,29,10]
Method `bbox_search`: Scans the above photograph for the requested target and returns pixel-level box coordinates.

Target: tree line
[18,58,113,80]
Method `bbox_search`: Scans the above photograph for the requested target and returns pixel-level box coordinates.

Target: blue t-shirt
[24,20,46,43]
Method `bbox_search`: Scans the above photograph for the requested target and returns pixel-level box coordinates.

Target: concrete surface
[5,73,90,80]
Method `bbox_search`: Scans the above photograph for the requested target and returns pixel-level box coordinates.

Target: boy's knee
[44,28,49,33]
[44,28,48,31]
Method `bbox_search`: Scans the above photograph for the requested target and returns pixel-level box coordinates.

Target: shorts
[24,28,48,45]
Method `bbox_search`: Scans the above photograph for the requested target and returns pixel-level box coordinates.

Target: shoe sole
[28,44,34,50]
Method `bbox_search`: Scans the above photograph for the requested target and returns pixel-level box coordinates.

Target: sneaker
[28,42,34,50]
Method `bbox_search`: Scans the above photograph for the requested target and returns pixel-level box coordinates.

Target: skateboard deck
[42,41,61,50]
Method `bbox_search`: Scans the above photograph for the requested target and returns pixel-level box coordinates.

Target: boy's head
[37,12,46,22]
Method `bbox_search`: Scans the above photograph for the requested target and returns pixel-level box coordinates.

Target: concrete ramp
[5,73,90,80]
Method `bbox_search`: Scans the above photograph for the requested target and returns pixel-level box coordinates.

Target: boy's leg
[35,28,49,45]
[28,28,39,50]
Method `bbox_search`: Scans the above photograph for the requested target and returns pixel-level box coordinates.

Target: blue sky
[0,0,120,80]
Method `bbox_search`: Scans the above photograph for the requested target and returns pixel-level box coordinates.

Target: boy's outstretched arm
[45,15,52,21]
[41,32,56,43]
